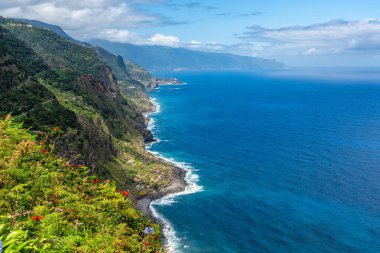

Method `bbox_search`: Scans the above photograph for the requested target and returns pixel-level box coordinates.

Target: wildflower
[144,226,155,235]
[0,240,3,253]
[77,164,84,168]
[41,148,47,153]
[90,180,95,184]
[145,241,151,246]
[31,215,44,221]
[39,141,45,146]
[95,178,100,183]
[53,127,60,131]
[116,190,121,193]
[122,191,129,197]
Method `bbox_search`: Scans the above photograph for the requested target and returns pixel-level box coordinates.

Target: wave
[145,97,203,252]
[145,98,161,129]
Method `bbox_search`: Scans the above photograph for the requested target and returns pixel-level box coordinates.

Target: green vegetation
[0,18,174,190]
[4,22,106,78]
[0,25,77,132]
[94,47,132,83]
[0,19,183,252]
[123,61,157,90]
[0,117,163,252]
[94,47,155,112]
[0,18,180,250]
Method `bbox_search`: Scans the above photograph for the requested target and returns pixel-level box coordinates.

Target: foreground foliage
[0,117,162,252]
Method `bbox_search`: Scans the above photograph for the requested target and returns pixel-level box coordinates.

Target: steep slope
[1,18,142,165]
[0,24,77,132]
[94,46,133,82]
[13,19,159,110]
[0,117,162,252]
[124,60,157,90]
[89,39,285,72]
[0,18,178,200]
[94,46,155,114]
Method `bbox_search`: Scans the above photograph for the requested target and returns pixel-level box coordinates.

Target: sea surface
[147,69,380,253]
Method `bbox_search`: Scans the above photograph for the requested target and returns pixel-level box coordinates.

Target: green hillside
[0,117,162,252]
[0,17,176,213]
[0,24,77,133]
[94,46,154,112]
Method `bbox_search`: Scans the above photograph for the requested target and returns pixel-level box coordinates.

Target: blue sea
[147,69,380,253]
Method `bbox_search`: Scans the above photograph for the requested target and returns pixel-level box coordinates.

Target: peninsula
[155,77,184,85]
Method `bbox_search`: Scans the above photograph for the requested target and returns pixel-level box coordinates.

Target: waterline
[145,96,203,252]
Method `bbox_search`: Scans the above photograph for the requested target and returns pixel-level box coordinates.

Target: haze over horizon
[1,0,380,67]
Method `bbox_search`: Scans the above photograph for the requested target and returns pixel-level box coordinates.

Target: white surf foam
[145,96,203,252]
[149,152,203,252]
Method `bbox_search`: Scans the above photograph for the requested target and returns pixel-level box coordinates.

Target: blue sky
[137,0,380,43]
[1,0,380,66]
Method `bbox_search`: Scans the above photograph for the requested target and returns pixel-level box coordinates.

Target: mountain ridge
[15,18,284,74]
[89,39,285,72]
[0,17,180,197]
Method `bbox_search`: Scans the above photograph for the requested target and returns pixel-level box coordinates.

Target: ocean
[147,70,380,253]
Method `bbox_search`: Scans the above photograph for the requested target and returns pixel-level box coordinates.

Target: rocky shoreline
[135,166,187,217]
[135,94,188,218]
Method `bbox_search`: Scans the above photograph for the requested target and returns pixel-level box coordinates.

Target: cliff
[0,18,182,206]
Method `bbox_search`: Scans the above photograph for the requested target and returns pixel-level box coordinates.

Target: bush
[0,117,163,252]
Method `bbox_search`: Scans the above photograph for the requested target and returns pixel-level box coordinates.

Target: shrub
[0,117,163,252]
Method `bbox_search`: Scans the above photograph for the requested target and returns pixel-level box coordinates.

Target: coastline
[137,92,202,252]
[136,97,188,218]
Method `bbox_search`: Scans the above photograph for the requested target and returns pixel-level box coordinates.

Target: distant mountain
[89,39,285,72]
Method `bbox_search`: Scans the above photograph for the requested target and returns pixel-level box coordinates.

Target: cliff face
[0,18,175,196]
[124,60,158,90]
[94,47,157,112]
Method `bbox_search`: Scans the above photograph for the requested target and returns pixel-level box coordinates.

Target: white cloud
[148,33,180,46]
[99,29,143,43]
[185,40,227,52]
[0,0,163,40]
[188,40,202,48]
[303,48,318,55]
[0,0,185,47]
[240,19,380,56]
[2,1,380,66]
[95,29,181,47]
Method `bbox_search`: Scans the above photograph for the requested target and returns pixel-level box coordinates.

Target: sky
[1,0,380,66]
